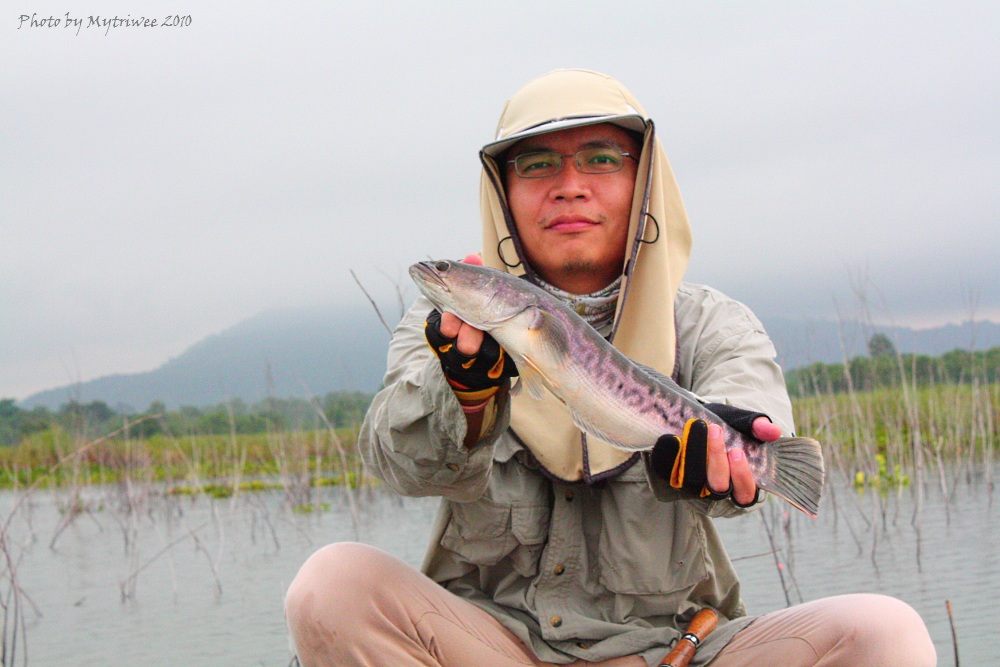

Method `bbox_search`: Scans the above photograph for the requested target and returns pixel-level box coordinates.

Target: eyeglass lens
[513,147,628,178]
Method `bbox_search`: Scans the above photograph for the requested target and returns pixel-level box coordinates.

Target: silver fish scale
[556,304,769,476]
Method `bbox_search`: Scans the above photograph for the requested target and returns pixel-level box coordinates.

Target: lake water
[2,472,995,666]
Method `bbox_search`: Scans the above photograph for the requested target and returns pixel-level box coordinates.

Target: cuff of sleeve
[466,383,511,448]
[453,385,500,403]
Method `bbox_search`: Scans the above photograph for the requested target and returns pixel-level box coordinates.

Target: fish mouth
[409,261,451,292]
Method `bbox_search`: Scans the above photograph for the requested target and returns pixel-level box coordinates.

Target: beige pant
[285,543,936,667]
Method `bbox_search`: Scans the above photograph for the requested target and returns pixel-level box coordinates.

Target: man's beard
[559,258,597,277]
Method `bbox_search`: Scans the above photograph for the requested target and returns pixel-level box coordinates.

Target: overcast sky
[2,1,997,400]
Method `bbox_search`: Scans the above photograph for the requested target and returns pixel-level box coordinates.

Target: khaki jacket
[359,281,794,667]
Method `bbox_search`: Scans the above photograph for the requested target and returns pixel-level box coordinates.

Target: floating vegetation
[853,453,910,491]
[292,502,333,514]
[167,476,362,498]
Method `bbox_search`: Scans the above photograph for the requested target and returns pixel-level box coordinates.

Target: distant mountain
[21,304,1000,411]
[22,304,397,411]
[765,317,1000,371]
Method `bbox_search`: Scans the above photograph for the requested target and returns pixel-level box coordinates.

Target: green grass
[1,382,995,494]
[0,425,371,491]
[793,382,998,489]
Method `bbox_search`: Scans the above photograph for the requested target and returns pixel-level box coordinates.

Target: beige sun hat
[482,114,648,159]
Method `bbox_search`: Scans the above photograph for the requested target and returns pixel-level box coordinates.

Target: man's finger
[440,254,485,348]
[456,323,485,356]
[705,424,731,494]
[751,417,781,442]
[440,312,462,339]
[728,448,758,505]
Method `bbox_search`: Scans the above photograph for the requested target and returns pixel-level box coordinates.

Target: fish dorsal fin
[635,361,671,386]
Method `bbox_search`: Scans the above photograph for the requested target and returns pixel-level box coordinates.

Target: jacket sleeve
[358,296,510,502]
[673,283,794,433]
[656,283,795,517]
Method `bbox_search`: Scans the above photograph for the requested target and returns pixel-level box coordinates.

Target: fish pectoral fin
[566,408,636,452]
[517,354,556,400]
[528,307,546,331]
[524,308,572,366]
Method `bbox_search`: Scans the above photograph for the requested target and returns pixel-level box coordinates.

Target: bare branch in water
[119,522,210,602]
[946,600,960,667]
[350,269,392,336]
[376,267,411,321]
[760,507,794,608]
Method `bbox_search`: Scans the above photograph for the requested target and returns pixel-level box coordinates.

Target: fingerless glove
[425,309,518,403]
[650,419,729,498]
[703,402,769,439]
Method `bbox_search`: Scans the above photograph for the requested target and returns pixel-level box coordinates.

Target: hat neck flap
[478,70,692,483]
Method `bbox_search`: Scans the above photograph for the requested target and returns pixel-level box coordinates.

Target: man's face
[504,123,640,295]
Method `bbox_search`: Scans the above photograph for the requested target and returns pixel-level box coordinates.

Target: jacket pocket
[508,502,549,577]
[598,499,708,597]
[441,499,550,577]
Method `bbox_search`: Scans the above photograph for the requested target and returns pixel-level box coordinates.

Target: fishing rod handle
[658,608,719,667]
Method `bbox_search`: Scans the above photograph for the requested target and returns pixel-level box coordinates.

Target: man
[286,70,935,666]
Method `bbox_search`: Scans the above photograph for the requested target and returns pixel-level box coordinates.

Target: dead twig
[119,521,210,602]
[946,600,960,667]
[350,269,393,335]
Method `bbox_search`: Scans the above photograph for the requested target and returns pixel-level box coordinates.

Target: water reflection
[1,475,993,665]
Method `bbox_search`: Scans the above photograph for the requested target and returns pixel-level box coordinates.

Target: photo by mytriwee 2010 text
[17,13,192,36]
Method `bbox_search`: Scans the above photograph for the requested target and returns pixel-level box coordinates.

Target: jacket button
[550,615,562,627]
[553,564,565,576]
[446,463,460,472]
[565,490,574,501]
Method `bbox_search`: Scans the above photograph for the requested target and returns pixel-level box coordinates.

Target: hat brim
[481,114,648,159]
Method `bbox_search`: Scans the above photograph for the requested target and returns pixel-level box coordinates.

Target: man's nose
[549,162,592,200]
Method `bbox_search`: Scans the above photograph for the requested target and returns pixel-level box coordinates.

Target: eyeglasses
[507,147,637,179]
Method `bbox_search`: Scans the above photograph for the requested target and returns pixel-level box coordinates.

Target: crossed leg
[285,542,643,667]
[286,543,936,667]
[712,593,937,666]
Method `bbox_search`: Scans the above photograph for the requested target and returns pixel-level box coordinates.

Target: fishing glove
[650,404,770,503]
[424,309,518,403]
[650,419,726,499]
[703,402,770,440]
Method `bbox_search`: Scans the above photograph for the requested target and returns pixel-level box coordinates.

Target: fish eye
[435,261,450,272]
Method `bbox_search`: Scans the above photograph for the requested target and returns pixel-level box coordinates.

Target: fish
[409,259,825,517]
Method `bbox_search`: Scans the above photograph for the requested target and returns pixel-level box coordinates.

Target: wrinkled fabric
[359,282,794,667]
[528,274,621,339]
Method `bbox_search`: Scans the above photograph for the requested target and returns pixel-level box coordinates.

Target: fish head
[408,260,541,331]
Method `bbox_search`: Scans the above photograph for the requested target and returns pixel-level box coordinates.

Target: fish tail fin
[758,437,825,518]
